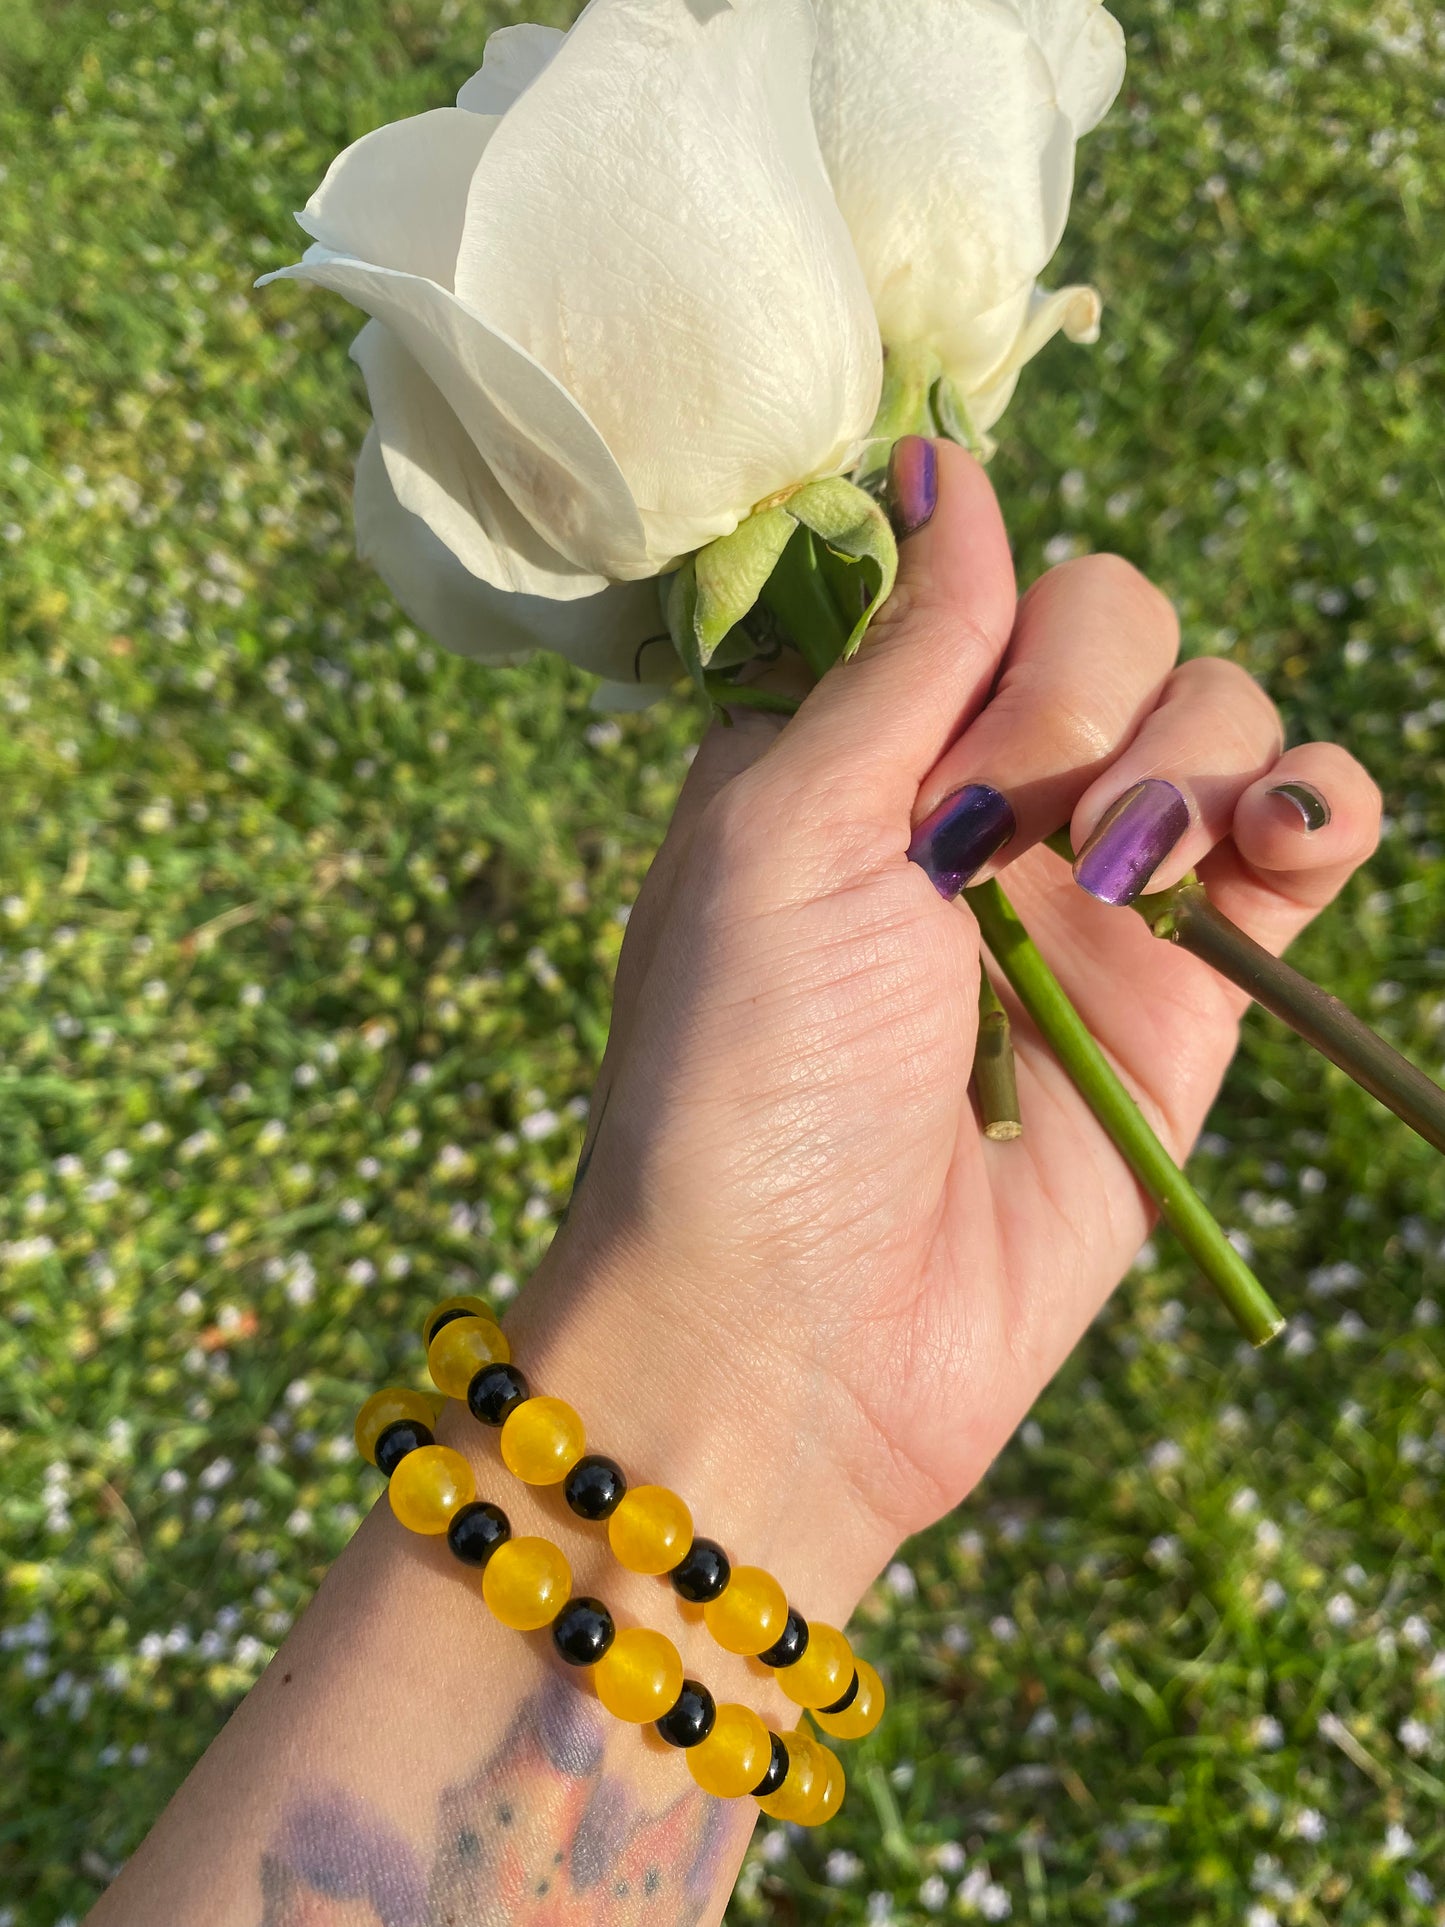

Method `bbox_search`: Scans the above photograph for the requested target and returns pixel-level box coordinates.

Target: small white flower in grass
[293,1064,319,1089]
[1382,1823,1414,1862]
[1401,1615,1431,1650]
[825,1850,863,1885]
[884,1561,917,1600]
[1147,1439,1184,1474]
[1246,1908,1277,1927]
[1252,1715,1285,1751]
[521,1108,560,1142]
[356,1156,382,1181]
[285,1379,311,1409]
[346,1259,377,1287]
[1288,1808,1326,1841]
[199,1457,234,1491]
[1325,1593,1356,1630]
[1398,1718,1430,1757]
[234,1636,268,1670]
[1407,1872,1435,1903]
[1105,1903,1135,1926]
[866,1896,893,1925]
[757,1829,790,1868]
[933,1843,966,1876]
[385,1253,413,1281]
[891,1761,914,1789]
[240,983,265,1008]
[1255,1519,1282,1555]
[1230,1487,1259,1517]
[337,1198,366,1226]
[990,1615,1018,1644]
[918,1874,949,1911]
[287,1509,313,1535]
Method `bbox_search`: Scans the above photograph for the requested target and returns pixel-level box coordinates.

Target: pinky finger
[1199,741,1383,957]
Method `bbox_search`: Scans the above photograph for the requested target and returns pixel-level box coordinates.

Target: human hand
[508,442,1382,1619]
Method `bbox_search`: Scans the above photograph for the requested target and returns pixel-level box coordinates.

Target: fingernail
[1073,778,1191,906]
[908,783,1016,900]
[1268,780,1332,833]
[887,436,938,541]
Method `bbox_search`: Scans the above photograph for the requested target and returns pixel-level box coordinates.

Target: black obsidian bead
[551,1597,616,1668]
[427,1306,475,1342]
[751,1732,790,1798]
[447,1500,511,1569]
[758,1608,810,1669]
[821,1670,860,1716]
[375,1417,434,1478]
[564,1454,628,1522]
[467,1362,531,1427]
[669,1537,731,1605]
[655,1680,717,1750]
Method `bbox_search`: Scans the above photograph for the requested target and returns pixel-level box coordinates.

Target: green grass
[1,0,1443,1920]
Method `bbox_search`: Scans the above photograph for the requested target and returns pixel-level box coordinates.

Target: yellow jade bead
[686,1703,772,1799]
[814,1660,885,1741]
[355,1387,436,1466]
[422,1295,491,1347]
[795,1743,846,1827]
[702,1565,787,1656]
[776,1622,854,1709]
[481,1536,572,1631]
[500,1396,587,1485]
[755,1730,823,1821]
[607,1485,693,1576]
[592,1628,684,1724]
[388,1445,475,1535]
[427,1316,511,1399]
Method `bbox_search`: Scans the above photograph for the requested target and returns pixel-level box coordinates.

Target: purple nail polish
[908,783,1016,900]
[1268,780,1331,832]
[887,436,938,540]
[1073,778,1191,906]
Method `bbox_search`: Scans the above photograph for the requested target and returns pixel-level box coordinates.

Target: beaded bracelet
[355,1384,846,1826]
[419,1296,885,1748]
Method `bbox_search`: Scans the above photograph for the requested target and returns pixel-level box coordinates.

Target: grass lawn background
[2,0,1443,1920]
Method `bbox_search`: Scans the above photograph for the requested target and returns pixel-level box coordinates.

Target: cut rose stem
[1139,879,1445,1157]
[967,878,1286,1347]
[975,967,1023,1142]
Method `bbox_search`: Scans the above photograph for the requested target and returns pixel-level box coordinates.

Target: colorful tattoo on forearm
[259,1678,742,1927]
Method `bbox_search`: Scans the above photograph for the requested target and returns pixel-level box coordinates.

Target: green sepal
[695,507,796,665]
[665,558,706,694]
[786,476,899,659]
[933,376,995,461]
[856,342,942,478]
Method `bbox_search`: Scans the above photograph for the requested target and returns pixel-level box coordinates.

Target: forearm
[87,1229,897,1927]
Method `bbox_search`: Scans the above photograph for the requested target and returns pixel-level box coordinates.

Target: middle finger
[907,552,1180,898]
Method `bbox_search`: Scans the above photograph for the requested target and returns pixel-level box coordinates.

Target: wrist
[482,1223,900,1633]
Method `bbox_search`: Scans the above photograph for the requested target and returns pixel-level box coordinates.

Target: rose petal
[355,426,672,683]
[259,247,651,581]
[295,109,495,291]
[454,0,881,565]
[457,23,565,115]
[351,320,608,600]
[1003,0,1126,135]
[966,282,1105,433]
[812,0,1075,378]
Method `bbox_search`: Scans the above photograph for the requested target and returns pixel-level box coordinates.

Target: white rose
[811,0,1125,437]
[262,0,882,685]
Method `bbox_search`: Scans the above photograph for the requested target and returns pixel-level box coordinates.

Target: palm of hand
[583,776,1245,1538]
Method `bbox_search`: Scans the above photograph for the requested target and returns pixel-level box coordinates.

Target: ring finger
[1068,656,1284,905]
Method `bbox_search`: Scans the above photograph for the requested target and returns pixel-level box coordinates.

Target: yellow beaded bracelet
[355,1382,846,1824]
[418,1298,885,1743]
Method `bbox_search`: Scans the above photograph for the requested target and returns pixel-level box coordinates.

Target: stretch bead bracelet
[420,1297,886,1744]
[355,1383,846,1823]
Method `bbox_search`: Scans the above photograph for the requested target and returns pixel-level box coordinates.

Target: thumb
[759,438,1018,827]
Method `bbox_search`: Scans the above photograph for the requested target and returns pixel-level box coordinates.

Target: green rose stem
[967,878,1286,1347]
[975,967,1023,1141]
[1138,878,1445,1157]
